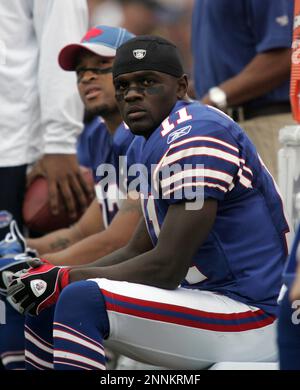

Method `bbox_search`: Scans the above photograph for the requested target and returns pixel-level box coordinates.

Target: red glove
[7,258,70,316]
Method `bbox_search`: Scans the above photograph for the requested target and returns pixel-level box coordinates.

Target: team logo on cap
[133,49,146,60]
[81,27,103,43]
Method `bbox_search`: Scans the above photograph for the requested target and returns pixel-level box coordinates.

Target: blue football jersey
[138,100,290,316]
[192,0,293,105]
[81,117,135,227]
[77,117,105,169]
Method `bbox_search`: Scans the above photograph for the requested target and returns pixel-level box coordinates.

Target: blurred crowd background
[87,0,194,80]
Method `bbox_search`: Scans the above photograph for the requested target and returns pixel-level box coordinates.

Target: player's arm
[70,198,217,289]
[201,48,291,106]
[81,208,153,269]
[30,0,93,219]
[44,196,142,266]
[6,196,217,316]
[27,198,104,255]
[6,214,154,316]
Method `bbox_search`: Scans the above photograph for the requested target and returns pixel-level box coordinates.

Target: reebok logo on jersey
[276,15,289,26]
[133,49,146,59]
[167,126,192,144]
[30,279,47,297]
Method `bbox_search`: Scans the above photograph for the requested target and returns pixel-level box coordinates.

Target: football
[22,167,94,234]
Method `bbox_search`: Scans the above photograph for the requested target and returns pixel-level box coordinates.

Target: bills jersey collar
[144,100,193,148]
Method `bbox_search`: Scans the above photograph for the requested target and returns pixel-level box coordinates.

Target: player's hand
[0,254,32,296]
[6,258,70,316]
[27,154,94,220]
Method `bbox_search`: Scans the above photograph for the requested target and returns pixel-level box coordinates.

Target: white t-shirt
[0,0,88,166]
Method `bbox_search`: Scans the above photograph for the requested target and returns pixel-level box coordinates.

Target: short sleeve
[155,124,241,204]
[248,0,293,53]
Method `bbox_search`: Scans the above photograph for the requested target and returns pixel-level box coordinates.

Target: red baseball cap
[58,25,135,71]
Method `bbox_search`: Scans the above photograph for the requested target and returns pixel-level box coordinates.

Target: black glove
[7,258,70,316]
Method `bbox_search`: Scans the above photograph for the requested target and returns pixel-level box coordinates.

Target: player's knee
[56,280,100,313]
[55,281,109,336]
